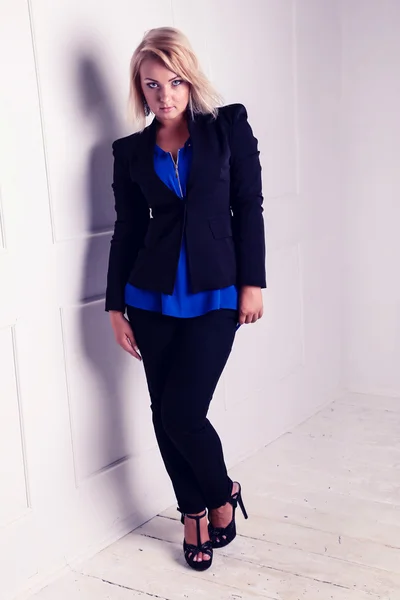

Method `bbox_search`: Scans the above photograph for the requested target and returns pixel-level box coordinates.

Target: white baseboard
[13,497,173,600]
[343,385,400,399]
[14,385,347,600]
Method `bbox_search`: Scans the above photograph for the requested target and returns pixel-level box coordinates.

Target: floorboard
[27,393,399,600]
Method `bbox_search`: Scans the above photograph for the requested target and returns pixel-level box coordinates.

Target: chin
[157,108,185,121]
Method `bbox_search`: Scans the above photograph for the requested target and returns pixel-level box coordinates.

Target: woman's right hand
[109,311,142,361]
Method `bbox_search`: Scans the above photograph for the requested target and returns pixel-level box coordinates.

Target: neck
[158,112,187,131]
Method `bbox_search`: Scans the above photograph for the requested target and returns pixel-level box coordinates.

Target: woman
[105,27,266,571]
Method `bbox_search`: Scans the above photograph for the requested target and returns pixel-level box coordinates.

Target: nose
[159,86,170,105]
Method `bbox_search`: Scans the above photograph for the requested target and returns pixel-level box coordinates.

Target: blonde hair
[128,27,222,130]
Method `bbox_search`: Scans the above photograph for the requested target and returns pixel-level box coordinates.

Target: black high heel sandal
[208,481,248,549]
[177,508,213,571]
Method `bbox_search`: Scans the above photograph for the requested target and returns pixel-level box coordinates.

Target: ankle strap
[177,508,207,521]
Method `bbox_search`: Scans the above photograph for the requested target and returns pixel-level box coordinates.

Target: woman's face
[140,57,190,123]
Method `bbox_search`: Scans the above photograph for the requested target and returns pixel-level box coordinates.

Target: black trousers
[127,306,237,514]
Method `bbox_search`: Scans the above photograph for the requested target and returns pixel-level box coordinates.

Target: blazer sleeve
[105,139,150,312]
[229,104,266,288]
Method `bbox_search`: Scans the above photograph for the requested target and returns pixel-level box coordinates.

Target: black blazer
[105,103,266,312]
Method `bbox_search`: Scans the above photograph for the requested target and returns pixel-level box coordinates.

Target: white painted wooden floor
[28,393,400,600]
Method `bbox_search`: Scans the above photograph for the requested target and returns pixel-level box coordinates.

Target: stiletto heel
[177,508,213,571]
[208,481,248,549]
[237,491,248,520]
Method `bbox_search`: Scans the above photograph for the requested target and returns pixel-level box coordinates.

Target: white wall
[0,1,343,598]
[341,0,400,396]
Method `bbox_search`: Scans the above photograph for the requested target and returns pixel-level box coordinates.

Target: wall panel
[0,1,344,597]
[60,301,154,485]
[29,0,173,241]
[0,326,29,526]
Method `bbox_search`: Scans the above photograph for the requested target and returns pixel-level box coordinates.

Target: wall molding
[27,0,56,244]
[292,0,300,196]
[10,324,31,510]
[0,182,7,251]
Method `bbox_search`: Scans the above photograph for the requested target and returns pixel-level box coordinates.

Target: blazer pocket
[208,215,233,239]
[219,162,230,181]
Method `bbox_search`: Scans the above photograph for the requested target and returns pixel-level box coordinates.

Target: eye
[172,79,183,87]
[147,82,159,89]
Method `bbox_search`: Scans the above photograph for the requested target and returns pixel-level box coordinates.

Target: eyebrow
[144,75,180,83]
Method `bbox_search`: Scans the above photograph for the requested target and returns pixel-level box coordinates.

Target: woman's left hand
[239,286,264,325]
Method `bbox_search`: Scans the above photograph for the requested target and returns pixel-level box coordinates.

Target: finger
[256,310,263,322]
[120,338,136,356]
[127,338,142,361]
[121,337,142,361]
[239,312,246,325]
[126,334,140,353]
[245,313,253,325]
[127,344,142,361]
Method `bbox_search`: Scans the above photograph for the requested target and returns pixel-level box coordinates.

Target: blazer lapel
[187,114,204,193]
[187,112,225,193]
[130,117,180,203]
[130,111,224,201]
[132,117,157,179]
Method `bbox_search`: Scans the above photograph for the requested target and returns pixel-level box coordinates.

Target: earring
[143,99,150,116]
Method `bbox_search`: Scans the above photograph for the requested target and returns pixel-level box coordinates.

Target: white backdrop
[341,0,400,396]
[0,1,343,598]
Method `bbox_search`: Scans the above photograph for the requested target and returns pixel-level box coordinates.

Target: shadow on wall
[75,53,146,526]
